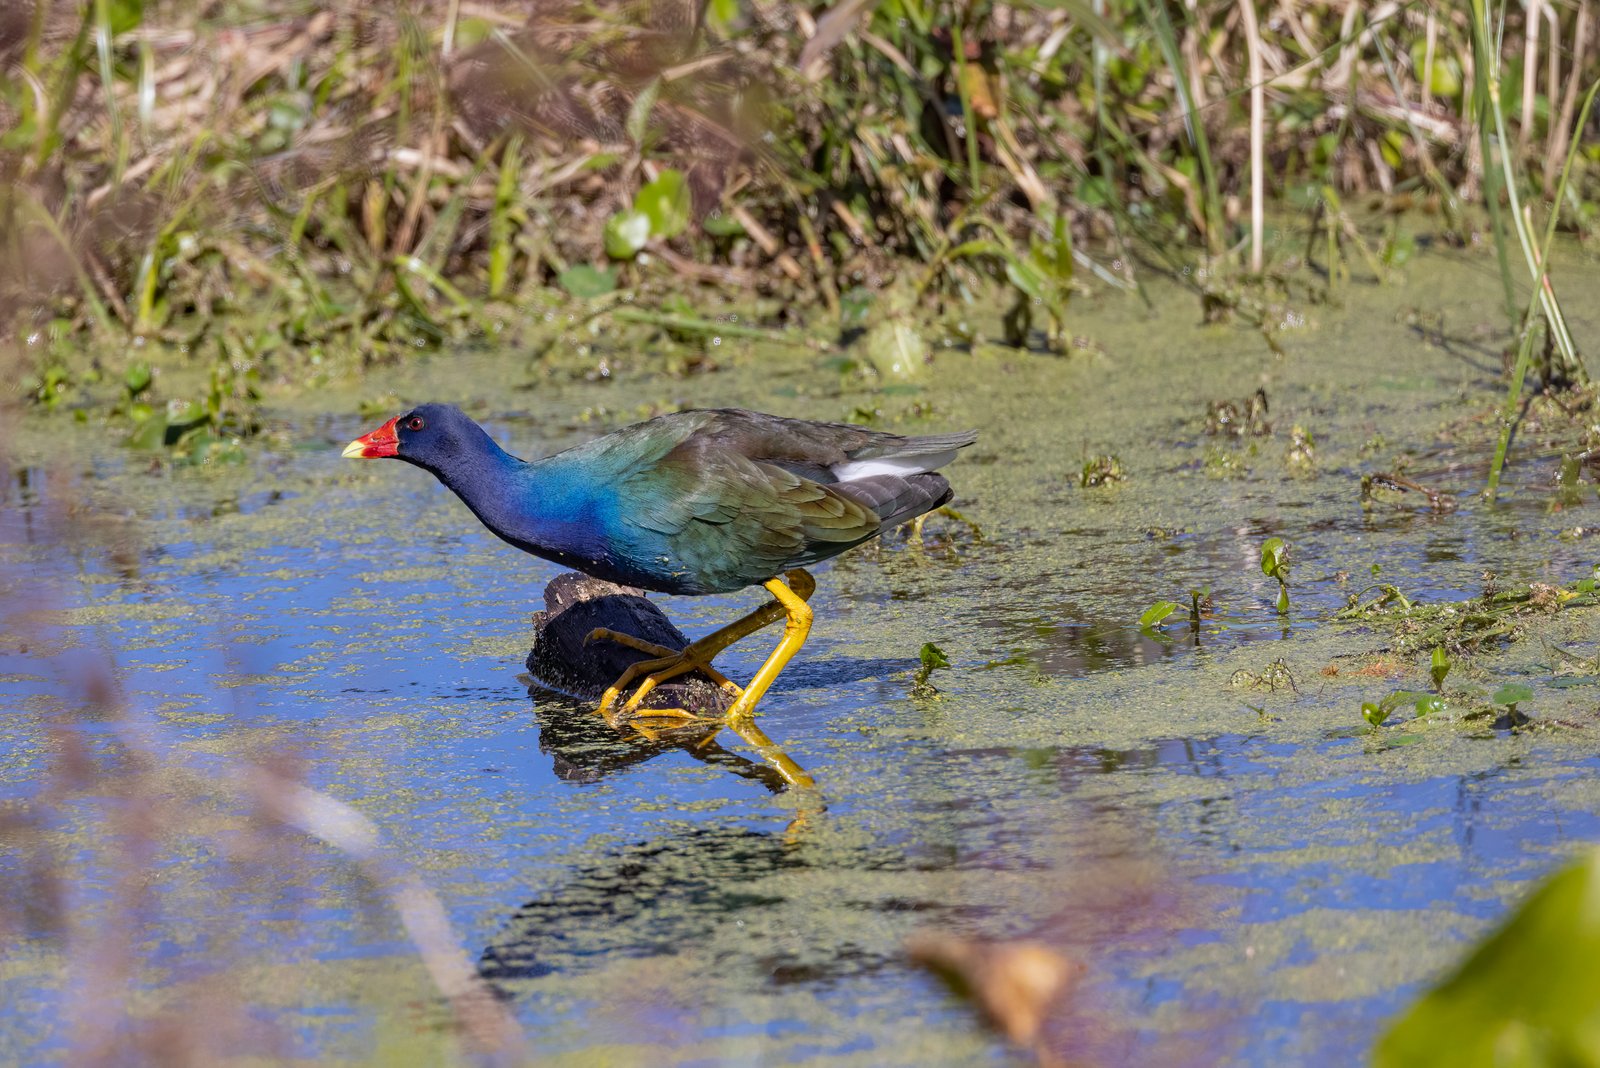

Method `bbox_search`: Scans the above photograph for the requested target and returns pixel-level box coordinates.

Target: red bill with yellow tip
[342,416,400,459]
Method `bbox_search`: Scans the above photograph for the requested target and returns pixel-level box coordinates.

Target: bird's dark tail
[833,472,954,534]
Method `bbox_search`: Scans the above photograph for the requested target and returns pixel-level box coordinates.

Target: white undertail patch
[832,450,959,481]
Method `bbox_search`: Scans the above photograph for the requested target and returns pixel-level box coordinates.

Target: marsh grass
[0,0,1597,446]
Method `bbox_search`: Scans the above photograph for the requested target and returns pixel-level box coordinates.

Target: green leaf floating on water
[125,415,168,451]
[1139,601,1181,629]
[1260,537,1290,614]
[1414,695,1445,718]
[1375,847,1600,1067]
[1493,683,1534,709]
[166,398,205,427]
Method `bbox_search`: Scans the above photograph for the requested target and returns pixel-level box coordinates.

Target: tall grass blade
[1135,0,1224,256]
[489,135,524,300]
[1468,0,1521,329]
[1485,78,1600,501]
[1238,0,1264,272]
[1473,0,1584,382]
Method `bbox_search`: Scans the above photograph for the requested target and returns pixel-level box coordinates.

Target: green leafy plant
[1430,647,1452,693]
[1376,848,1600,1065]
[605,169,691,261]
[1139,601,1181,632]
[912,642,951,697]
[1492,682,1534,727]
[1362,690,1445,732]
[1260,538,1290,614]
[1360,701,1391,731]
[1140,586,1211,635]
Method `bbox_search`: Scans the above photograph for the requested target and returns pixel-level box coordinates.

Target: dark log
[524,572,734,721]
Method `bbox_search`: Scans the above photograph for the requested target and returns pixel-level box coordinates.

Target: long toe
[599,646,738,719]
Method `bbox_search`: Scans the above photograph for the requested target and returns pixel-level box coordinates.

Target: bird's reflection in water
[478,823,806,989]
[521,574,826,793]
[527,688,798,795]
[475,815,965,1009]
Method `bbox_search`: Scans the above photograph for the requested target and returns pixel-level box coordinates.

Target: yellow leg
[724,574,813,723]
[587,569,816,723]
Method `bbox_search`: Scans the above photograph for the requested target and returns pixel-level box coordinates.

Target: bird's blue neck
[413,428,601,564]
[411,422,528,529]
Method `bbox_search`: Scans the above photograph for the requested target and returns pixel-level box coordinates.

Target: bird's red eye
[404,416,424,432]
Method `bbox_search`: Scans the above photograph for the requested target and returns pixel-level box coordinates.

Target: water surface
[4,248,1600,1064]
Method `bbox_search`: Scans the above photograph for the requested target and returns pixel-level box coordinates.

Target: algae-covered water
[5,247,1600,1064]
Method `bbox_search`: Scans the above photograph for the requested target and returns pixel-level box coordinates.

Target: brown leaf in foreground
[907,933,1085,1066]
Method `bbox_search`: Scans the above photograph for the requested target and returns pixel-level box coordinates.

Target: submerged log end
[525,572,733,719]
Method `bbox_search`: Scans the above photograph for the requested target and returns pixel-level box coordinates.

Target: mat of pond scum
[4,245,1600,1064]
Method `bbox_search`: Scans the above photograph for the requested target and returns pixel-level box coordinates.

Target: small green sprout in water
[1260,537,1290,614]
[1429,647,1452,692]
[1079,455,1126,488]
[1361,689,1445,732]
[1492,683,1534,727]
[1141,588,1210,635]
[1139,601,1181,632]
[1575,563,1600,596]
[912,642,951,696]
[118,361,155,424]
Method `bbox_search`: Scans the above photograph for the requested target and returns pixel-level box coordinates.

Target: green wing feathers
[612,409,974,590]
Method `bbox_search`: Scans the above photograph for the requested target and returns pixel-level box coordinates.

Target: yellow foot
[586,630,742,721]
[587,567,817,726]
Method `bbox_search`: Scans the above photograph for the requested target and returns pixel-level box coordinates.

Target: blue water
[6,260,1600,1065]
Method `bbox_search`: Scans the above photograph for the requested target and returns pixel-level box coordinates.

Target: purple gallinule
[343,404,976,723]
